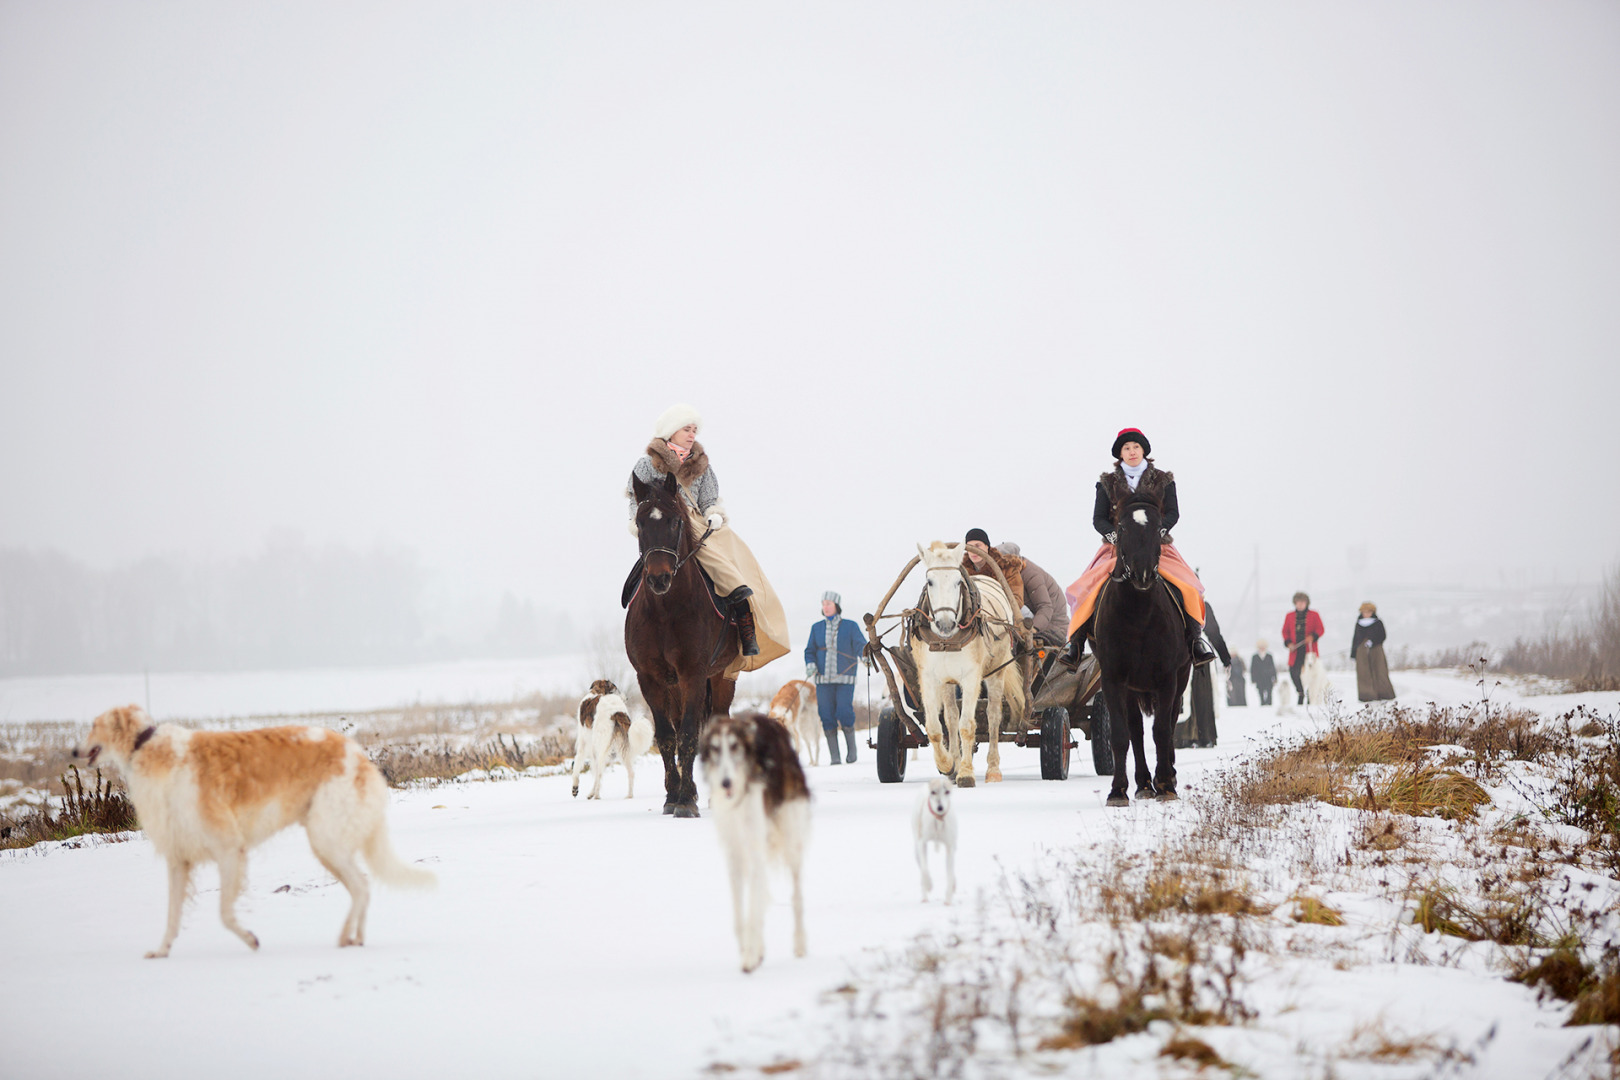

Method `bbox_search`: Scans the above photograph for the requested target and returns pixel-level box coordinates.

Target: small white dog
[914,777,957,904]
[1302,653,1333,706]
[78,705,435,957]
[766,679,822,766]
[700,714,810,973]
[573,680,654,800]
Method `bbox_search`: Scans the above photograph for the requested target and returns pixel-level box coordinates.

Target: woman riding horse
[626,403,790,670]
[1062,428,1217,667]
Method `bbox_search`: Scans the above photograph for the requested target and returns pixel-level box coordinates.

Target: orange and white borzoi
[572,679,655,799]
[766,679,822,766]
[700,714,810,973]
[78,705,435,957]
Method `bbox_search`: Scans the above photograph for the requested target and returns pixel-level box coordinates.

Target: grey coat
[1018,556,1070,646]
[626,439,723,528]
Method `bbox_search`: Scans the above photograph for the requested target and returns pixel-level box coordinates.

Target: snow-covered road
[2,670,1613,1078]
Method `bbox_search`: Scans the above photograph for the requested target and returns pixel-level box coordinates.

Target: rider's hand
[1159,528,1169,539]
[1104,531,1118,544]
[706,510,725,530]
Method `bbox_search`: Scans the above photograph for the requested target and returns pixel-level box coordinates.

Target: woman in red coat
[1281,592,1326,706]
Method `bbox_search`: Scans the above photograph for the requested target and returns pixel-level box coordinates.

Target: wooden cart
[861,556,1115,783]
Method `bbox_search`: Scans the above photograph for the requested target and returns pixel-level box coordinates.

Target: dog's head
[75,705,151,770]
[700,715,755,806]
[924,777,953,820]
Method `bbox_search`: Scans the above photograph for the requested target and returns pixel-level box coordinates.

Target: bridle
[922,563,979,632]
[639,499,714,577]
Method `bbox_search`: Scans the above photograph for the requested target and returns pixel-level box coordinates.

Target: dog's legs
[571,726,589,798]
[216,847,260,952]
[944,836,957,905]
[916,834,932,901]
[311,842,372,947]
[623,749,635,799]
[723,841,749,966]
[146,857,192,958]
[790,854,806,959]
[744,846,768,972]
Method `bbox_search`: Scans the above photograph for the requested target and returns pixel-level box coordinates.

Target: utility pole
[144,667,150,715]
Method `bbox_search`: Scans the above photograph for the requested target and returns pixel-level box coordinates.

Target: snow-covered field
[2,669,1615,1079]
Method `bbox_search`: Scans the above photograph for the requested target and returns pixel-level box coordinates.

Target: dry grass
[0,765,138,850]
[1291,895,1344,926]
[1570,959,1620,1026]
[1159,1032,1232,1069]
[367,732,572,786]
[1410,882,1548,947]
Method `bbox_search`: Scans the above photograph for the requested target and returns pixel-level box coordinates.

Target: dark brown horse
[625,472,739,817]
[1091,494,1192,805]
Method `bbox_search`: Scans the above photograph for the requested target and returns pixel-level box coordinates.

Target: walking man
[805,591,867,765]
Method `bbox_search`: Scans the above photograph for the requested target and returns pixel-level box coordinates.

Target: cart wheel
[876,705,907,783]
[1039,707,1070,780]
[1088,696,1115,777]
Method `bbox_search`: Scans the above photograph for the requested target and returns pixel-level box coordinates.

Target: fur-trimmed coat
[626,438,724,529]
[1092,461,1180,537]
[963,548,1025,611]
[1016,556,1069,645]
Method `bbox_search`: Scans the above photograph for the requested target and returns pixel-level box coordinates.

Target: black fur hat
[964,528,990,546]
[1112,427,1150,459]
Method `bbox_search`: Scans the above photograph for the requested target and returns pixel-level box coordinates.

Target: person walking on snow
[805,591,867,765]
[626,404,790,670]
[1251,640,1278,705]
[1351,602,1397,701]
[1061,428,1218,667]
[1281,592,1326,705]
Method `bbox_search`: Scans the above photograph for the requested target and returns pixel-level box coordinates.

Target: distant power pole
[1254,544,1261,647]
[144,668,151,715]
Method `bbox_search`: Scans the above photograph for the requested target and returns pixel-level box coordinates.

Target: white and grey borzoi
[914,776,958,904]
[700,714,810,973]
[572,680,655,800]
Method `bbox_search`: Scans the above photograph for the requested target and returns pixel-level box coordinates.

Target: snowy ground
[1,669,1615,1079]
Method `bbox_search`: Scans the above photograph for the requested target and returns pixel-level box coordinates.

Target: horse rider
[994,540,1071,647]
[625,403,790,670]
[1060,428,1218,667]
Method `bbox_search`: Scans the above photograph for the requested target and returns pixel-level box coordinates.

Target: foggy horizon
[4,2,1618,677]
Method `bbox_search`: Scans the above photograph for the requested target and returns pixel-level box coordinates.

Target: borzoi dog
[700,714,810,973]
[1303,653,1333,706]
[767,679,822,766]
[572,680,654,799]
[914,777,957,904]
[77,705,434,957]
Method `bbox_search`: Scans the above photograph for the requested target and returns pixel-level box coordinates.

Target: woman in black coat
[1351,603,1396,701]
[1250,642,1278,705]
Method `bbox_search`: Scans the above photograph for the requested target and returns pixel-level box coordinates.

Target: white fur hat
[652,403,702,441]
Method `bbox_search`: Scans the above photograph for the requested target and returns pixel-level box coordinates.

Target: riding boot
[1188,623,1218,667]
[724,587,761,657]
[1059,618,1093,670]
[842,726,857,763]
[825,729,842,765]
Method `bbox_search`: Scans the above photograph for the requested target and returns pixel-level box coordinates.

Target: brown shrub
[1160,1033,1229,1068]
[1292,895,1345,926]
[1570,960,1620,1026]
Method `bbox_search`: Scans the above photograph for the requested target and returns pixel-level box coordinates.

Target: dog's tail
[364,821,438,890]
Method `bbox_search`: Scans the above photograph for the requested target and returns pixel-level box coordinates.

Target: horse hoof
[955,775,976,788]
[985,769,1003,783]
[662,801,676,815]
[1157,788,1179,802]
[673,803,701,819]
[1106,792,1130,807]
[1135,785,1158,800]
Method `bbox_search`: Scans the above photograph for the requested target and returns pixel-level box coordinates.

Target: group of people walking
[626,405,1395,747]
[1227,594,1396,706]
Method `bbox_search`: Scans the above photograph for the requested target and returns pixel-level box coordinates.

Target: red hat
[1111,427,1150,459]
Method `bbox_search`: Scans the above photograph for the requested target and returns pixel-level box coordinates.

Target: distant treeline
[0,541,574,677]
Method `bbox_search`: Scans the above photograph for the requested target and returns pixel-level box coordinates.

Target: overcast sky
[2,1,1617,655]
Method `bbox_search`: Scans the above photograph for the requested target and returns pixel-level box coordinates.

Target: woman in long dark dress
[1351,603,1396,701]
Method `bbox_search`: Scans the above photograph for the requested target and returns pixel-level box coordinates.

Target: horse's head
[917,541,969,635]
[631,472,685,595]
[1111,497,1163,592]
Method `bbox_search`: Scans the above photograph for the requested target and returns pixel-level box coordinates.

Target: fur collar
[645,438,711,486]
[1100,460,1172,507]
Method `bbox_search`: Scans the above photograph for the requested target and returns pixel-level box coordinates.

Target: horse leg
[640,672,681,815]
[951,682,976,788]
[1101,679,1133,805]
[920,678,953,776]
[1153,682,1181,800]
[983,676,1004,784]
[1129,697,1157,798]
[709,674,737,717]
[673,672,708,817]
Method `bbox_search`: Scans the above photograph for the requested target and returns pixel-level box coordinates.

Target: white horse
[907,541,1026,787]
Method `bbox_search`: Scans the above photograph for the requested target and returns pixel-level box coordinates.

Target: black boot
[825,729,842,765]
[843,726,857,763]
[1059,619,1092,669]
[725,587,760,657]
[1188,625,1217,667]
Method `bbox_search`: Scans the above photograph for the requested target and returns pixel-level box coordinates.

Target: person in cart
[1061,427,1218,668]
[995,540,1070,647]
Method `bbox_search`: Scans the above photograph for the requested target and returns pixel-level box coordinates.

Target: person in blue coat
[805,591,868,765]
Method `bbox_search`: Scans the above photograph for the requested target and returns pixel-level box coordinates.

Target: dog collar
[928,803,946,820]
[132,725,157,753]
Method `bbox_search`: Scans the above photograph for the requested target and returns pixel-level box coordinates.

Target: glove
[805,663,818,680]
[705,510,725,530]
[1104,531,1118,544]
[1159,527,1169,539]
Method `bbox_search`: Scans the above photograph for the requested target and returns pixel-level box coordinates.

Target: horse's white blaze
[649,507,663,520]
[1132,508,1148,526]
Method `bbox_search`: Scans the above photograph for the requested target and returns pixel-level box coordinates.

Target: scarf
[667,441,691,463]
[1121,459,1148,491]
[1358,617,1377,626]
